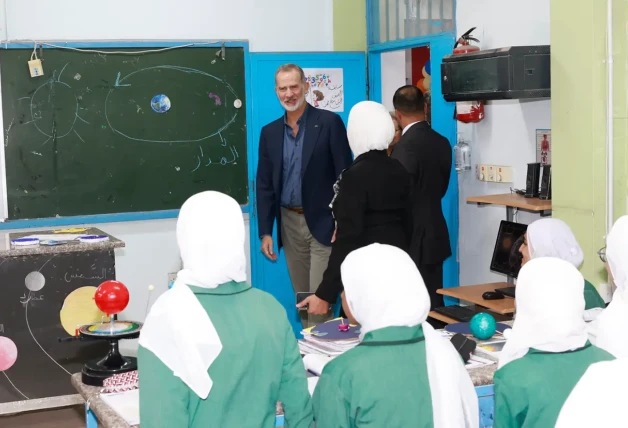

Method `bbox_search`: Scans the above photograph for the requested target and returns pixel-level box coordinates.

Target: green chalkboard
[0,46,247,220]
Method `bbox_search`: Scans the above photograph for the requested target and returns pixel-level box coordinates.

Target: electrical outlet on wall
[487,166,495,182]
[493,166,512,183]
[168,272,177,285]
[476,164,487,181]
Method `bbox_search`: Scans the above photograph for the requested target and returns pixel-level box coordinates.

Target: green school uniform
[312,325,433,428]
[584,279,605,310]
[138,281,313,428]
[494,342,613,428]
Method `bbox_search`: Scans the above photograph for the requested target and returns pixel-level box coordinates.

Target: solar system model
[78,280,142,386]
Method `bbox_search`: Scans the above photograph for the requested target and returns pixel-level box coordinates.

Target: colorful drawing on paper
[304,68,344,113]
[536,129,551,166]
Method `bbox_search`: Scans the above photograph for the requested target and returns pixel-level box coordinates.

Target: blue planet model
[151,94,171,113]
[469,312,497,340]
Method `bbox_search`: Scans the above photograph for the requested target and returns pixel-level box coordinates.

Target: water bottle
[454,135,471,173]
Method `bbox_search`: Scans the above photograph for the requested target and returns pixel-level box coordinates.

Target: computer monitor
[490,220,528,278]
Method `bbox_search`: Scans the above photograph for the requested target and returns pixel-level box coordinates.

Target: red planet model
[94,280,130,315]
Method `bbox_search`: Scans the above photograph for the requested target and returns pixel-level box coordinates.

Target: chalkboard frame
[0,40,254,230]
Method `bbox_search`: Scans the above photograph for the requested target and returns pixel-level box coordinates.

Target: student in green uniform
[138,191,313,428]
[312,243,479,428]
[519,218,605,310]
[494,257,614,428]
[589,215,628,357]
[556,359,628,427]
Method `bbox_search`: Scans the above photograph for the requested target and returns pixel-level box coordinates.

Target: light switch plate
[487,165,495,182]
[168,272,177,285]
[494,166,512,183]
[476,164,487,181]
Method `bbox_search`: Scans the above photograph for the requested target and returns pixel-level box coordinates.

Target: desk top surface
[0,227,124,257]
[467,193,551,211]
[438,282,516,314]
[72,359,498,427]
[71,373,136,428]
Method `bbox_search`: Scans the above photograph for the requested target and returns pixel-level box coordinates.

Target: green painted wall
[332,0,367,51]
[551,0,627,288]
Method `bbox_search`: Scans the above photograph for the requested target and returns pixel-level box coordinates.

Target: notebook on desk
[100,389,139,425]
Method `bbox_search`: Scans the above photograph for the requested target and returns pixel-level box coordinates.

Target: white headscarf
[346,101,395,158]
[341,244,479,428]
[556,359,628,427]
[138,191,247,398]
[588,216,628,357]
[527,218,584,268]
[498,257,588,369]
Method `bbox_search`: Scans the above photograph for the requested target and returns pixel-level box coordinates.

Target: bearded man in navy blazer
[256,64,352,324]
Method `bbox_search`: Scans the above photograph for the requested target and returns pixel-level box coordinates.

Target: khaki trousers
[281,208,332,327]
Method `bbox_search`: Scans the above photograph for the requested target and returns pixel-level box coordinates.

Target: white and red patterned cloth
[102,370,139,393]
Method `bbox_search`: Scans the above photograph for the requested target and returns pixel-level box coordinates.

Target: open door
[249,53,367,335]
[368,36,459,303]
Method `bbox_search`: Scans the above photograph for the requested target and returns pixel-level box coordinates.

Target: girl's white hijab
[346,101,395,158]
[527,218,584,268]
[341,244,479,428]
[138,191,247,399]
[498,257,588,369]
[589,215,628,357]
[556,359,628,427]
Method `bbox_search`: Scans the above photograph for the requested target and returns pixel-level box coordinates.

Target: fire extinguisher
[453,27,485,124]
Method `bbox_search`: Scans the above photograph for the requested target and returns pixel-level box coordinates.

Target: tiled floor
[0,406,84,428]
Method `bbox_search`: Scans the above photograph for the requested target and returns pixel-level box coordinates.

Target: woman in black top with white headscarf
[299,101,412,314]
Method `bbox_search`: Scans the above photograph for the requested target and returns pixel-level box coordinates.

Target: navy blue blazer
[256,105,352,249]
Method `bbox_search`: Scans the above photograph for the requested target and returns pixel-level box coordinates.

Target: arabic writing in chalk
[64,268,107,283]
[20,293,44,305]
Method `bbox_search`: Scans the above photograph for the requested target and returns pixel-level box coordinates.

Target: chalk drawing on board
[26,64,90,146]
[19,256,72,379]
[104,65,239,143]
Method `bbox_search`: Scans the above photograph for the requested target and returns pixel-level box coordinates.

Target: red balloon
[94,280,130,315]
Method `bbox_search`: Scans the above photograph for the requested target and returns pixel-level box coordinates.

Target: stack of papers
[299,318,360,357]
[100,389,140,425]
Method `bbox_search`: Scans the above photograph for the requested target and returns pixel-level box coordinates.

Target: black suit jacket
[315,150,412,303]
[391,122,452,266]
[256,104,352,248]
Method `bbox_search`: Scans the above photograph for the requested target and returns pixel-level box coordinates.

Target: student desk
[72,364,500,427]
[71,373,283,427]
[437,282,516,314]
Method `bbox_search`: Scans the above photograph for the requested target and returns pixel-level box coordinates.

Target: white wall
[0,0,334,355]
[0,0,333,52]
[456,0,551,285]
[380,50,409,111]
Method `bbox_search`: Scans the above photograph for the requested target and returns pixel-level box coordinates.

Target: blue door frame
[367,32,460,299]
[248,53,367,335]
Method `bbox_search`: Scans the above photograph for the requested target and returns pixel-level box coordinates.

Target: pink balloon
[0,337,17,371]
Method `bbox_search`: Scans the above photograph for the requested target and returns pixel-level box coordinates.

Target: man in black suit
[256,64,352,323]
[390,85,452,309]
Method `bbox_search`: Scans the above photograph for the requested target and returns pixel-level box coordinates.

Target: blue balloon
[425,60,431,76]
[469,312,497,340]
